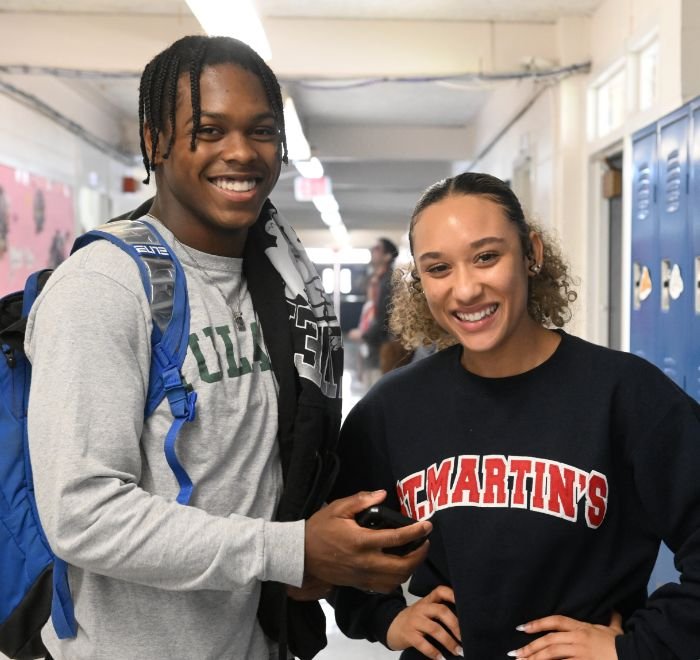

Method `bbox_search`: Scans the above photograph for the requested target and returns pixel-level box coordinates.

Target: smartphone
[355,504,428,556]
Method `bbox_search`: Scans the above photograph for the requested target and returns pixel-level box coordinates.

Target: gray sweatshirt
[25,219,304,660]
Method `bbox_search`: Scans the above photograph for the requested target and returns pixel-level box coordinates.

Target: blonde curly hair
[389,172,577,350]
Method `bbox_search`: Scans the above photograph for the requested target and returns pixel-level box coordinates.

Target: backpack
[0,218,196,659]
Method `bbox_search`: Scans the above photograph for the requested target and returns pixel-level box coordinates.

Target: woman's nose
[452,266,483,302]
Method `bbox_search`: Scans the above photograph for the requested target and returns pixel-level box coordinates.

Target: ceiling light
[185,0,272,61]
[330,223,349,245]
[283,97,311,161]
[320,210,343,227]
[293,157,324,179]
[306,248,371,265]
[312,194,339,214]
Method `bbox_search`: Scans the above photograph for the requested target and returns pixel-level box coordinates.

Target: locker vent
[637,164,652,221]
[665,149,682,213]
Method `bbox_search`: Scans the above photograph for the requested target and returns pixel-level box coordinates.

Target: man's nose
[221,132,257,164]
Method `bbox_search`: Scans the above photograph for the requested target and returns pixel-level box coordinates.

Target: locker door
[689,103,700,401]
[630,127,658,366]
[657,110,691,389]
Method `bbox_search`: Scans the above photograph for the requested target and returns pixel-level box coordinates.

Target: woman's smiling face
[413,193,543,375]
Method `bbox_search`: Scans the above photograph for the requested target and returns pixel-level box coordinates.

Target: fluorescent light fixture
[312,194,339,214]
[307,248,371,265]
[283,97,311,161]
[330,223,349,245]
[294,157,324,179]
[339,268,352,294]
[322,267,335,294]
[320,210,343,227]
[185,0,272,61]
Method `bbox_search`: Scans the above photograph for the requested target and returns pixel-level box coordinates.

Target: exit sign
[294,176,332,201]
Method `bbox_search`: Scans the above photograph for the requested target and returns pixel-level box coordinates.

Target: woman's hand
[386,585,462,659]
[507,611,623,659]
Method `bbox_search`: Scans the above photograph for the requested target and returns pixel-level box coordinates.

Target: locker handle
[633,262,641,311]
[661,259,671,311]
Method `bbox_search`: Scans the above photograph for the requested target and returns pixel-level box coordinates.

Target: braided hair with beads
[138,35,288,184]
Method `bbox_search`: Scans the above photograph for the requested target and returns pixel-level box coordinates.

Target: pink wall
[0,163,74,297]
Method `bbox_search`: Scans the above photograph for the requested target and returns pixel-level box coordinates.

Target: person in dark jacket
[26,35,431,660]
[330,172,700,660]
[349,237,411,385]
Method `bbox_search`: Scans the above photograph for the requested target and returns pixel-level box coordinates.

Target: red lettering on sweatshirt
[482,455,508,506]
[451,456,481,505]
[426,458,454,511]
[585,471,608,529]
[396,472,425,519]
[547,463,587,522]
[508,457,533,508]
[396,455,608,528]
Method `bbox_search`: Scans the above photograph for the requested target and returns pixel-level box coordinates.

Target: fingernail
[506,651,520,658]
[456,646,464,657]
[516,623,528,631]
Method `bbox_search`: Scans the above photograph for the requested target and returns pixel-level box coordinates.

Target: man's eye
[197,126,220,136]
[253,126,279,138]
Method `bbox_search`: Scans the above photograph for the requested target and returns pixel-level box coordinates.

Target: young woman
[330,172,700,659]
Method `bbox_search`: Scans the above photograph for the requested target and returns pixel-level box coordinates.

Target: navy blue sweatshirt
[330,331,700,659]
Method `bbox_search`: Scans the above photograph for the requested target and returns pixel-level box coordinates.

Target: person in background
[26,35,431,660]
[330,172,700,659]
[349,237,411,385]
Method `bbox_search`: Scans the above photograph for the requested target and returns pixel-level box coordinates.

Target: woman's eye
[476,252,498,264]
[425,263,448,274]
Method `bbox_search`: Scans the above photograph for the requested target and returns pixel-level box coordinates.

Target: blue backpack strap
[47,220,196,639]
[21,269,52,317]
[51,559,75,638]
[71,220,196,504]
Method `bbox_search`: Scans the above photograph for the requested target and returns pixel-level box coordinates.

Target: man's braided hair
[138,35,288,184]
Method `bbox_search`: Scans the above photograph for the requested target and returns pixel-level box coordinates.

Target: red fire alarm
[122,176,139,193]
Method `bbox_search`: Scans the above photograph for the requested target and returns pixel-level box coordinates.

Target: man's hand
[507,611,623,659]
[305,490,432,593]
[386,586,462,659]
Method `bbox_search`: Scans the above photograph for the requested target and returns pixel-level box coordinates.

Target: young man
[26,36,430,660]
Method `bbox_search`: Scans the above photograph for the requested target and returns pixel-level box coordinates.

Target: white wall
[0,82,151,240]
[459,0,699,346]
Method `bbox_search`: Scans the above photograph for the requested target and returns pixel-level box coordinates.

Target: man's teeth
[212,178,256,192]
[456,304,497,322]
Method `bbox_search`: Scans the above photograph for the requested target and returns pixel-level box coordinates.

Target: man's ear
[143,122,163,168]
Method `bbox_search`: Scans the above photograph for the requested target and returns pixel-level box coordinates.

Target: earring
[529,262,541,274]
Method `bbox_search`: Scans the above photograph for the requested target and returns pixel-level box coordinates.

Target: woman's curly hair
[389,172,578,350]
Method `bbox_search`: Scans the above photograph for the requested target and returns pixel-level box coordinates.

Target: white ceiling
[0,0,603,21]
[0,0,602,243]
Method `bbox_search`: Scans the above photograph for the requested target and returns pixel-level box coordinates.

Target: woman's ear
[527,230,545,276]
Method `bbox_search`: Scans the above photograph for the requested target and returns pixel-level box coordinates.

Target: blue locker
[630,126,658,366]
[647,543,679,594]
[656,109,691,389]
[689,102,700,402]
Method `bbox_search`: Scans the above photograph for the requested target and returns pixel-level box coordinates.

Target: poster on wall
[0,163,74,298]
